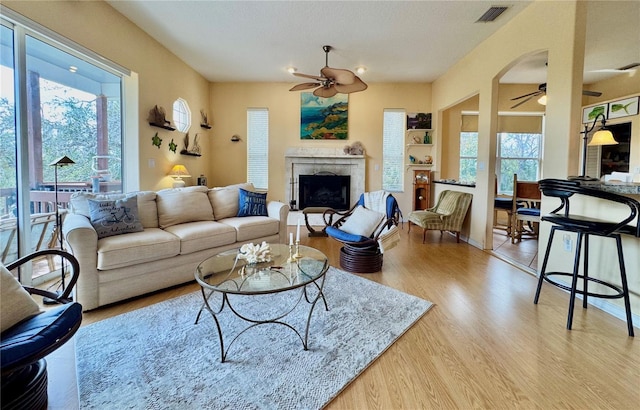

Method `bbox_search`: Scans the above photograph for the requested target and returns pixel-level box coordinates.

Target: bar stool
[534,179,639,336]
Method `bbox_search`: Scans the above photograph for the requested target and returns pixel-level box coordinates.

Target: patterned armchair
[408,190,473,243]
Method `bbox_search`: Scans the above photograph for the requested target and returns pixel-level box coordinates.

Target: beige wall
[209,82,432,213]
[431,0,587,250]
[4,0,211,191]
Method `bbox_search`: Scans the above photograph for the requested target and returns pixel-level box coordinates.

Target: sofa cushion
[164,221,237,255]
[156,186,214,229]
[88,195,144,239]
[96,228,180,270]
[219,216,280,242]
[237,188,268,217]
[70,191,158,228]
[208,183,255,220]
[1,264,41,333]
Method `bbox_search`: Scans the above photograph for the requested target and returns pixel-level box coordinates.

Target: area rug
[76,268,433,409]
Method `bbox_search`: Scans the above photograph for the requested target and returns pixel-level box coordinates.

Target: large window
[382,109,404,192]
[458,114,543,193]
[496,132,541,193]
[247,108,269,190]
[1,12,130,284]
[459,132,478,183]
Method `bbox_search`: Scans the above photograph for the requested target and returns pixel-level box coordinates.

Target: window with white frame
[496,114,543,194]
[496,132,542,193]
[382,109,405,192]
[458,114,543,193]
[172,98,191,132]
[247,108,269,190]
[459,132,479,183]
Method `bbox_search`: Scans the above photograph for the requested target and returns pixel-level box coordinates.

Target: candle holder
[294,241,302,259]
[287,244,296,263]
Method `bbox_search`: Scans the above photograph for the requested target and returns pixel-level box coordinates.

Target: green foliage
[0,82,122,192]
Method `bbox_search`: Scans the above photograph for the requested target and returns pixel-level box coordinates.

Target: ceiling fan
[510,83,602,109]
[289,45,368,98]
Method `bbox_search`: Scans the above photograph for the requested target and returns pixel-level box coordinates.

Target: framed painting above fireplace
[300,92,348,139]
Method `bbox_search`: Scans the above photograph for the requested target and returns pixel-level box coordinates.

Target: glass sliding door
[1,15,125,285]
[0,23,18,266]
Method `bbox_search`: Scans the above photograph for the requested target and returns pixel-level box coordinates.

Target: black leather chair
[534,179,639,336]
[1,250,82,409]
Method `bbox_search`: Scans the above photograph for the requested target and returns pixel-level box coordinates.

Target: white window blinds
[247,108,269,190]
[382,109,405,192]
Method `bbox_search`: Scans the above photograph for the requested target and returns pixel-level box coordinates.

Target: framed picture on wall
[607,96,639,119]
[407,112,432,129]
[582,104,608,123]
[300,93,348,139]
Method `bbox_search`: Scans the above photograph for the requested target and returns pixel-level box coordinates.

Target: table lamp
[169,164,191,187]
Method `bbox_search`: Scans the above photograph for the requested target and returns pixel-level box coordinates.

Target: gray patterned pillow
[88,195,144,239]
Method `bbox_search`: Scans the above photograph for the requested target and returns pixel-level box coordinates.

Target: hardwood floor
[73,223,639,409]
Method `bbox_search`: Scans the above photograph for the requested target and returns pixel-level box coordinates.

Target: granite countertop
[576,180,640,195]
[434,179,476,188]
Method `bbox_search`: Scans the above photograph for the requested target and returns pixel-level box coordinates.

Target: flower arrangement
[237,241,272,265]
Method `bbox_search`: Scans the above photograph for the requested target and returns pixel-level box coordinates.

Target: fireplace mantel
[285,147,366,210]
[285,147,365,159]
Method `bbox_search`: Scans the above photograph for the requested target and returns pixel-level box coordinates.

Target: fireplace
[299,174,351,210]
[285,147,365,210]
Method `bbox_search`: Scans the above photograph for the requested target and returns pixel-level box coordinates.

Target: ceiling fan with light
[289,45,368,98]
[510,83,602,109]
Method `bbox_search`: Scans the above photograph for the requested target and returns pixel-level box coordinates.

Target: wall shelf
[149,122,175,131]
[200,124,212,129]
[180,150,201,157]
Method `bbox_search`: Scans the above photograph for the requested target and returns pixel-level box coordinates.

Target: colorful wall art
[300,93,348,139]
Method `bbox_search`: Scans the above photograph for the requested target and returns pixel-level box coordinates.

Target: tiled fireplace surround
[285,147,366,210]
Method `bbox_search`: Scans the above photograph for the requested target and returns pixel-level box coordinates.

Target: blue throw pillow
[237,188,268,217]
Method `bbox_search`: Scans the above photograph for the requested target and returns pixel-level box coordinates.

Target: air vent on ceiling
[476,6,509,22]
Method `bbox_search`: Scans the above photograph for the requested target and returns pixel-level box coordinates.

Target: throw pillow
[237,188,268,217]
[339,205,384,237]
[1,264,41,333]
[88,195,144,239]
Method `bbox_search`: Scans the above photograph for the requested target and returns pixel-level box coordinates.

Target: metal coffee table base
[195,277,328,362]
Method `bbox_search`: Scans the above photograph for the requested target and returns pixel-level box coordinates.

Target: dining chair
[511,174,541,243]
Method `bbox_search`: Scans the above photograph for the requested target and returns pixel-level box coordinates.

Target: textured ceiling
[107,1,639,85]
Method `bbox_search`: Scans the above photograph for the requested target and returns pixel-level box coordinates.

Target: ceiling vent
[476,6,509,22]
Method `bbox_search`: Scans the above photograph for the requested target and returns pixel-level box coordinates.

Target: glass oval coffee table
[194,243,329,362]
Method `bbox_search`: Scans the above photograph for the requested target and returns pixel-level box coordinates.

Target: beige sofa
[63,183,288,311]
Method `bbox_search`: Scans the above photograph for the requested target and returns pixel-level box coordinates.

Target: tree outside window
[459,132,478,183]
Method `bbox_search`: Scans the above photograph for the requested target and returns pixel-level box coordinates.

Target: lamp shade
[588,129,618,146]
[168,164,191,177]
[49,155,75,167]
[537,95,547,105]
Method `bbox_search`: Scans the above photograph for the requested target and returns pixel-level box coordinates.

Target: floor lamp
[578,112,617,180]
[47,155,75,302]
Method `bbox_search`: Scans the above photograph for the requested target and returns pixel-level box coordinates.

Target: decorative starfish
[152,132,162,148]
[168,139,177,153]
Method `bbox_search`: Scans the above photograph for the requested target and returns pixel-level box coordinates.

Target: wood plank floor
[77,224,639,409]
